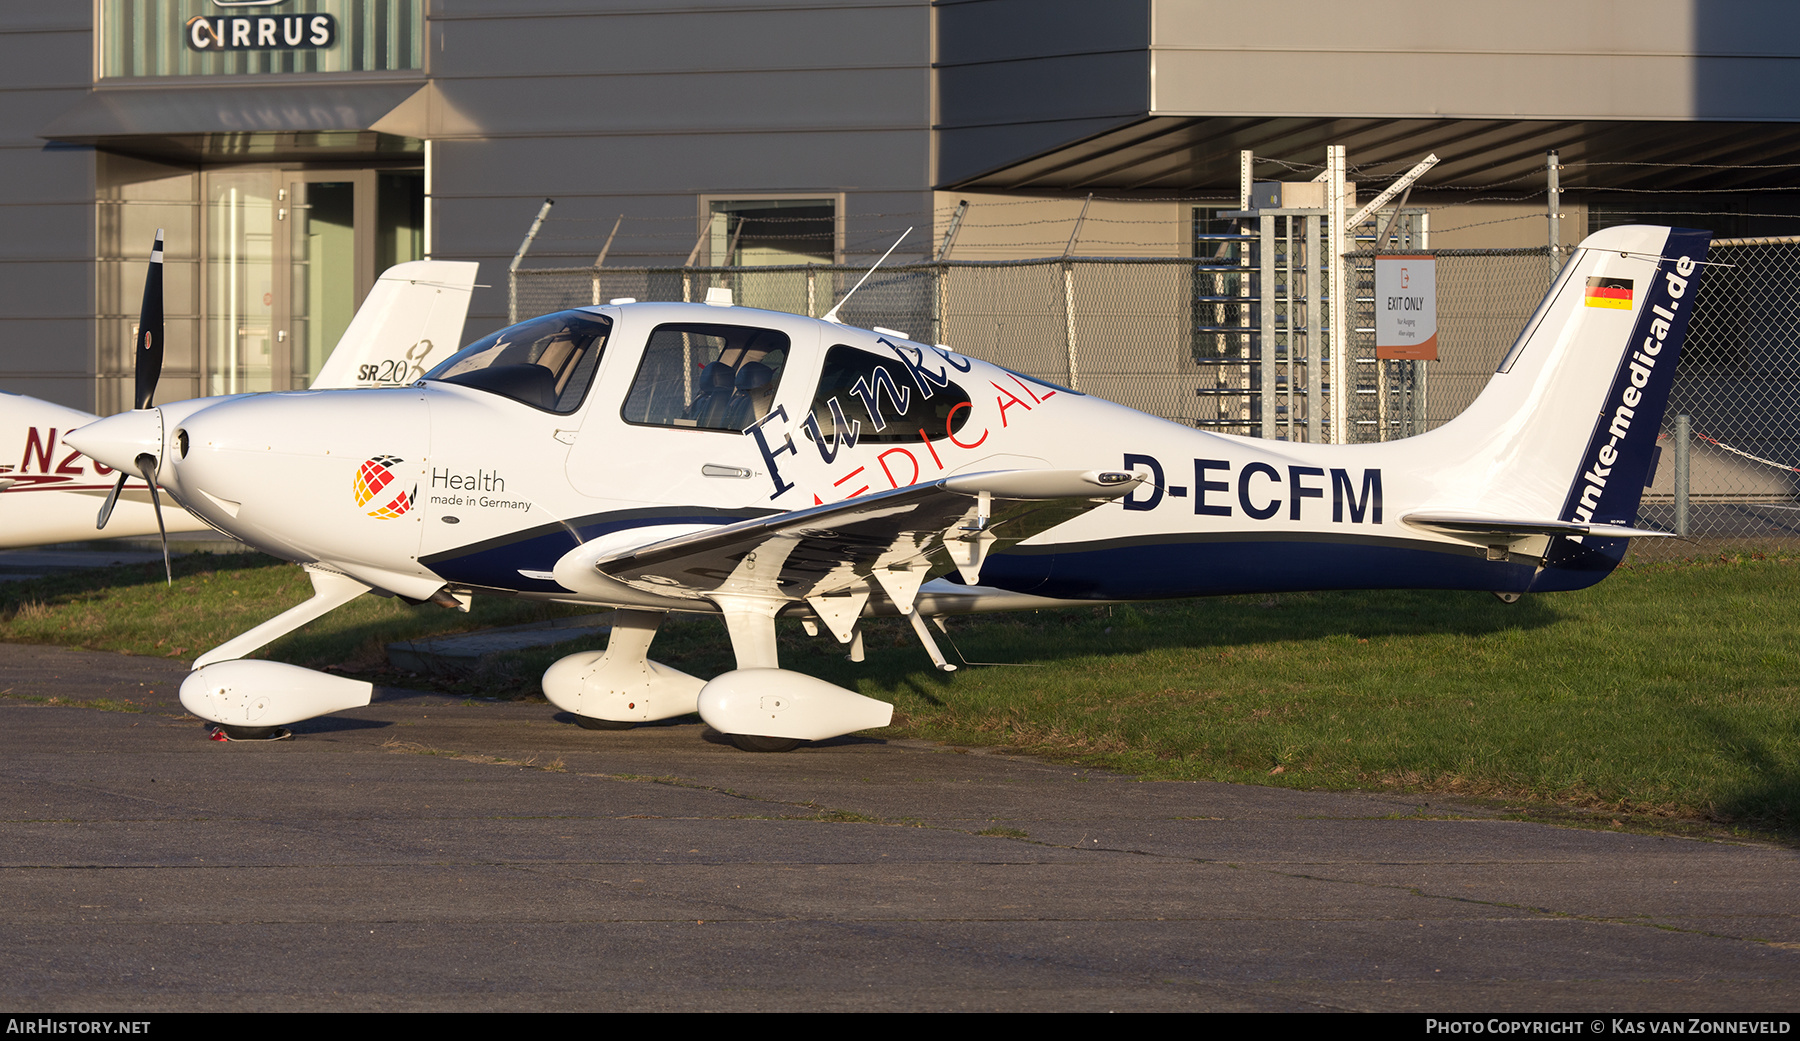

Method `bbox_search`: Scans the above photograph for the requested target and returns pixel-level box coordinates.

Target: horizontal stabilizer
[1403,511,1674,544]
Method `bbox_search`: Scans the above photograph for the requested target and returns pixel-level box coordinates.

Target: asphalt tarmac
[2,643,1796,1012]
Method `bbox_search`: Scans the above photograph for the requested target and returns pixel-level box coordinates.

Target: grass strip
[2,548,1794,838]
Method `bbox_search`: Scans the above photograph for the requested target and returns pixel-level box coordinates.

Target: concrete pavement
[1,643,1795,1011]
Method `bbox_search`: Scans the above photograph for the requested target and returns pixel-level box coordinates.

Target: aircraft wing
[563,469,1140,610]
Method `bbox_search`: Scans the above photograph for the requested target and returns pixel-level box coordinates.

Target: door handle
[702,464,752,479]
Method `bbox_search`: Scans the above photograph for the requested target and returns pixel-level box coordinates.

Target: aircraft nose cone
[65,408,164,478]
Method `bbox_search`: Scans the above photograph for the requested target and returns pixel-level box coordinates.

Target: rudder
[1538,227,1712,586]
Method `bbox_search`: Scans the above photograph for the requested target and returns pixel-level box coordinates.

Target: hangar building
[7,0,1800,412]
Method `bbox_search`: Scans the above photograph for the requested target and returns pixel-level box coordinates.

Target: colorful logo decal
[354,455,414,519]
[1584,277,1634,310]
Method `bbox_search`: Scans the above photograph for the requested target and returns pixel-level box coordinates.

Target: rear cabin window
[807,343,973,445]
[621,323,790,432]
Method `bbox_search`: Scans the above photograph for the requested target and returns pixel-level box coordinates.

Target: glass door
[204,170,277,396]
[202,167,421,394]
[289,174,368,387]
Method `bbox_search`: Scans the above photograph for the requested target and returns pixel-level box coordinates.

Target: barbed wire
[538,195,1234,222]
[1594,210,1800,220]
[1425,212,1550,235]
[1584,185,1800,194]
[1568,160,1800,170]
[1252,156,1327,175]
[508,155,1800,258]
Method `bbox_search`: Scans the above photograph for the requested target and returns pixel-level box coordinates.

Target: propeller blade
[136,452,172,586]
[133,229,165,411]
[95,470,129,530]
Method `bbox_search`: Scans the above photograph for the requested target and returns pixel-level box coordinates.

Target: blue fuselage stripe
[965,535,1611,599]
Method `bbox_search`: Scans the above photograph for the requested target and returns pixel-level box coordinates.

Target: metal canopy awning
[40,81,429,162]
[943,115,1800,194]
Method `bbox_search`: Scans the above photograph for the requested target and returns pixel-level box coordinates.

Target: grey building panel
[433,130,929,197]
[937,51,1147,128]
[456,187,933,264]
[945,112,1800,192]
[430,196,681,264]
[934,0,1150,188]
[432,0,918,13]
[1689,0,1800,44]
[0,320,106,377]
[0,203,93,262]
[1147,0,1800,122]
[9,0,1800,414]
[937,114,1143,190]
[4,89,102,147]
[938,0,1800,188]
[0,0,94,410]
[433,192,579,234]
[0,146,102,208]
[842,189,937,239]
[431,68,928,137]
[0,260,95,319]
[1149,48,1800,123]
[433,4,928,79]
[1148,0,1794,59]
[439,184,934,336]
[0,1,89,34]
[0,38,89,91]
[935,0,1147,66]
[0,376,95,407]
[1691,56,1800,121]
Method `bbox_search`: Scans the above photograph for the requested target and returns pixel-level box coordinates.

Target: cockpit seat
[686,360,738,429]
[725,361,776,430]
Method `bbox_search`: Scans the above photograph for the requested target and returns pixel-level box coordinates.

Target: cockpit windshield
[423,310,611,414]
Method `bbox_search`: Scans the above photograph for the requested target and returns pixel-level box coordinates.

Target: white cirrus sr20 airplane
[1,241,478,552]
[69,224,1708,750]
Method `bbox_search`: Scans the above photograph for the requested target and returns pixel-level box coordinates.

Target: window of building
[702,198,839,267]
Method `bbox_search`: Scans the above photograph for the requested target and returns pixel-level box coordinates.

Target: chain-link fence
[515,257,1237,425]
[514,240,1800,549]
[1341,240,1800,551]
[1345,247,1554,440]
[1641,237,1800,549]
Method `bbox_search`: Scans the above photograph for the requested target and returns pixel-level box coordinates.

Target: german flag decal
[1584,276,1634,310]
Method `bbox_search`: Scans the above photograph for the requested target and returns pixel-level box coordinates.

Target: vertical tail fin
[1555,229,1710,528]
[1415,225,1712,586]
[308,260,479,390]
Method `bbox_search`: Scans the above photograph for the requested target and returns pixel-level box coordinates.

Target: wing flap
[587,468,1142,605]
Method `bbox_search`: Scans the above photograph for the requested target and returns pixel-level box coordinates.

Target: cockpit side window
[621,323,790,432]
[423,310,611,414]
[807,344,973,445]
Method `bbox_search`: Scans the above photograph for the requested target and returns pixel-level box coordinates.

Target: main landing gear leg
[541,609,705,728]
[699,595,892,753]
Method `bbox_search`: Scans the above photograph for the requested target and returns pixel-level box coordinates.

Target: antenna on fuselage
[822,227,912,325]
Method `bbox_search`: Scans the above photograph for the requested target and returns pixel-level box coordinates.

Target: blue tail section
[1535,227,1711,588]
